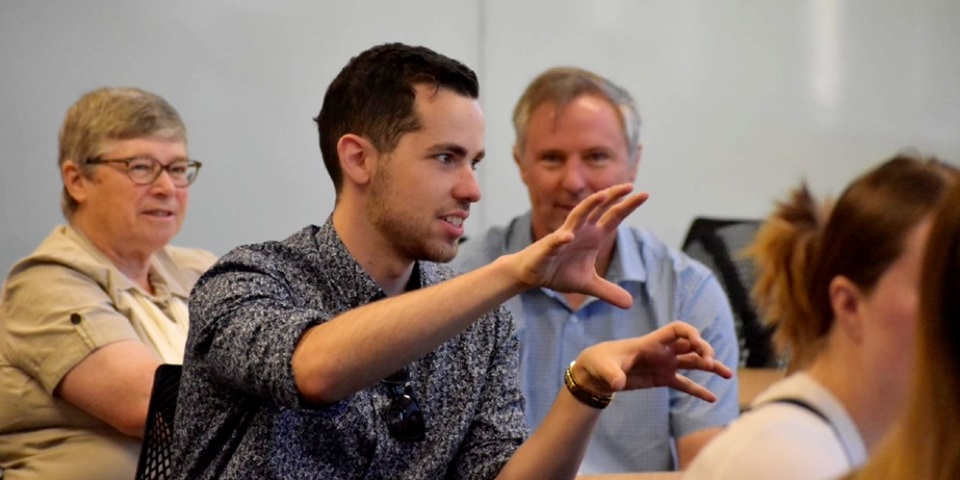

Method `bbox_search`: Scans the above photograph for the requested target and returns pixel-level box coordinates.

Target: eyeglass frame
[86,156,202,187]
[381,368,426,442]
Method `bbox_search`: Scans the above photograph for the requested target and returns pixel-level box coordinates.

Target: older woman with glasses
[0,87,216,480]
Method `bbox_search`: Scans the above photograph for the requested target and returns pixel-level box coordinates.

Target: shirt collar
[61,224,185,299]
[612,224,647,284]
[310,217,422,308]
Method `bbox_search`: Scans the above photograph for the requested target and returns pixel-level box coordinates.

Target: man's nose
[560,160,588,194]
[149,167,178,194]
[455,165,482,203]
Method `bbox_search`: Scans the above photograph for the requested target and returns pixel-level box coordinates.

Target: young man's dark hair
[315,43,479,194]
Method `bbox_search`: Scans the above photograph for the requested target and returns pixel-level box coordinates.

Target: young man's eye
[436,153,452,163]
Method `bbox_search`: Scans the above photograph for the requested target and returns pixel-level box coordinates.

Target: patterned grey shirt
[174,219,527,479]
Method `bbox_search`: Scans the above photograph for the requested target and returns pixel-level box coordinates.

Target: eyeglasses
[381,368,425,441]
[87,156,202,187]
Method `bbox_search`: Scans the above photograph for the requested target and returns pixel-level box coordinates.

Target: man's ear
[337,134,377,186]
[61,160,89,205]
[628,143,642,183]
[513,145,531,188]
[829,275,865,343]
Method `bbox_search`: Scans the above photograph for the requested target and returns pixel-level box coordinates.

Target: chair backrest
[682,217,780,368]
[135,364,183,480]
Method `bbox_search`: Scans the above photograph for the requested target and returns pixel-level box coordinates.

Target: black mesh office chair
[682,217,780,368]
[135,364,183,480]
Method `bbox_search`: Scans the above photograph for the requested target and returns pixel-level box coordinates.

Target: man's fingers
[555,184,641,246]
[585,184,635,225]
[676,352,710,370]
[586,278,633,309]
[662,321,718,359]
[563,188,610,231]
[543,229,575,251]
[708,358,733,379]
[667,374,718,403]
[675,353,733,378]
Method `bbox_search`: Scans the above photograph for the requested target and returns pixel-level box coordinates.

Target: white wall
[2,1,959,276]
[480,0,960,246]
[0,0,480,274]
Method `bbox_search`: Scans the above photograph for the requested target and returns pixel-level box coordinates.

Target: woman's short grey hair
[58,87,186,218]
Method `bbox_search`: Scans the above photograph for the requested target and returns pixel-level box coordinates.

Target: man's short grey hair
[512,67,641,158]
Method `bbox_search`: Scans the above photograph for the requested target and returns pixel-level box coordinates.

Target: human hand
[510,183,648,308]
[571,321,733,403]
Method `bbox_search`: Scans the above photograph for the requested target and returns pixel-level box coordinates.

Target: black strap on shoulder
[753,397,855,468]
[771,398,830,423]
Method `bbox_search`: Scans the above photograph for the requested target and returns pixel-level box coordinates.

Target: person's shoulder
[227,226,317,261]
[20,225,89,263]
[163,245,218,273]
[628,227,715,279]
[151,245,219,292]
[5,225,107,284]
[196,226,319,282]
[739,375,848,445]
[686,400,847,480]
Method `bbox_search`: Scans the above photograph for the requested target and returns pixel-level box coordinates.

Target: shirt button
[70,313,82,325]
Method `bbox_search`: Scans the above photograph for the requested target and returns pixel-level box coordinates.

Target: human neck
[332,207,413,297]
[71,221,154,293]
[806,347,901,453]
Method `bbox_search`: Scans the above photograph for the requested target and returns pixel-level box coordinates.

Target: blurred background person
[0,87,215,480]
[685,154,957,480]
[454,67,739,473]
[847,178,960,480]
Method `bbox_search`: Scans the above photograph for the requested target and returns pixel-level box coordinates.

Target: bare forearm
[497,389,601,480]
[292,255,527,403]
[58,340,160,438]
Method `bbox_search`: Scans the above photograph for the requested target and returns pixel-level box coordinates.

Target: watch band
[563,360,614,409]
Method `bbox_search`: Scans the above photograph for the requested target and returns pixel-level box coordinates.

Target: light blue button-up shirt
[452,212,740,473]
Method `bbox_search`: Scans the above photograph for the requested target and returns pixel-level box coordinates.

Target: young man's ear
[829,275,865,343]
[337,134,378,186]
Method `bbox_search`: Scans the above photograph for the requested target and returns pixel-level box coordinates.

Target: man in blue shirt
[454,67,740,473]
